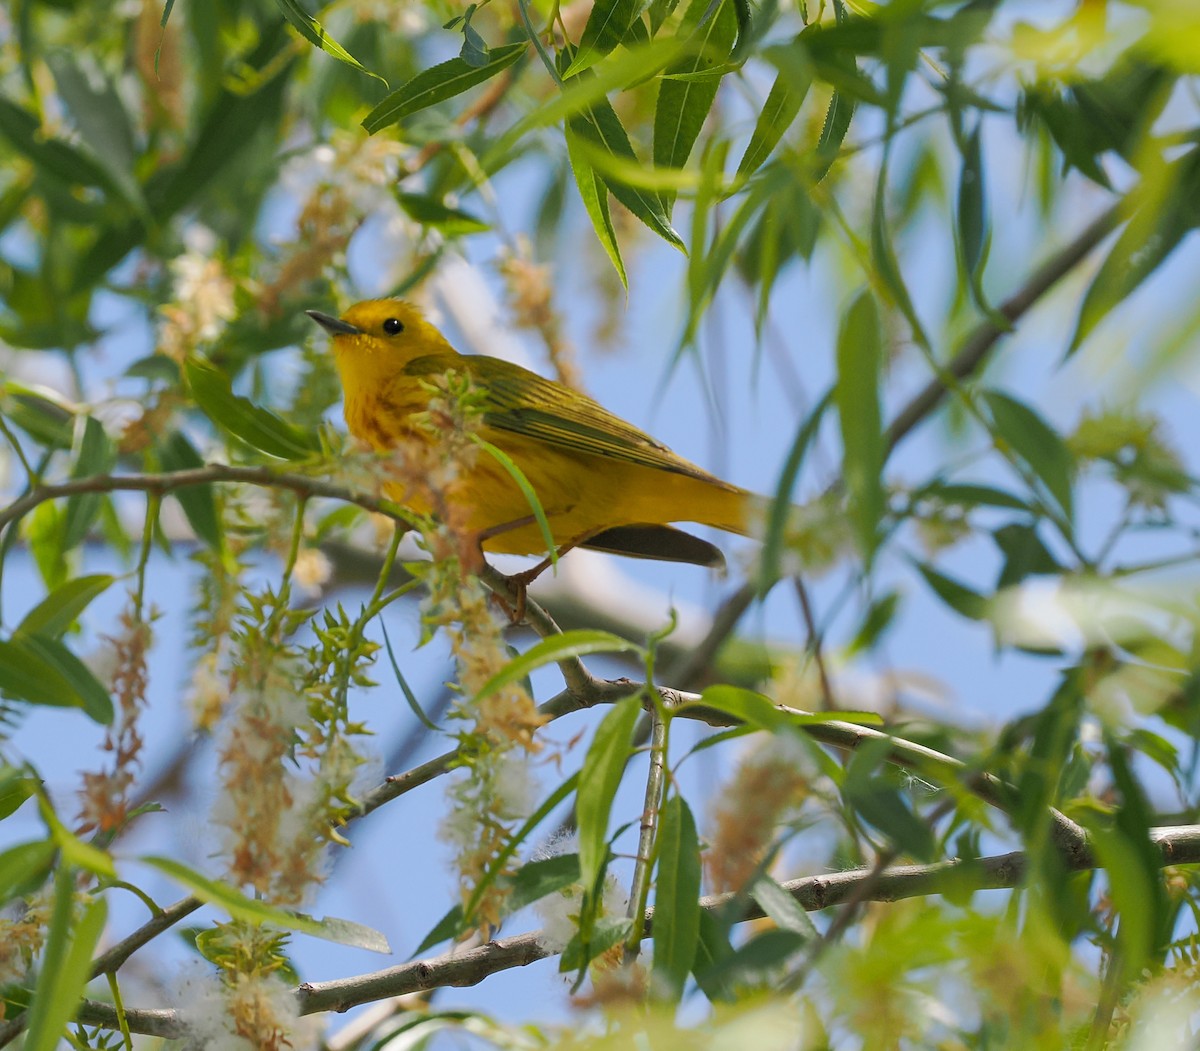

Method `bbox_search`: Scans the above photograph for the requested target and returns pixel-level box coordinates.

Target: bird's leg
[503,539,582,622]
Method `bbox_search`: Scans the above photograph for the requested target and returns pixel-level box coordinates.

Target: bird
[307,298,762,571]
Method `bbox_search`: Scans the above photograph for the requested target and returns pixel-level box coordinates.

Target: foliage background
[3,0,1200,1047]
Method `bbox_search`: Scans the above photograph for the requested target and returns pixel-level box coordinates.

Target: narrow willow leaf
[735,43,811,179]
[565,0,640,77]
[693,908,737,1002]
[186,357,319,460]
[17,574,115,640]
[141,855,391,951]
[843,742,936,861]
[835,292,885,560]
[396,191,490,235]
[472,436,557,561]
[158,431,223,550]
[957,121,988,301]
[758,390,832,593]
[914,561,988,621]
[982,390,1074,522]
[577,696,640,891]
[652,795,701,1000]
[0,840,55,903]
[23,869,107,1051]
[653,0,738,211]
[474,630,643,705]
[871,159,929,350]
[750,874,818,939]
[568,98,685,250]
[565,124,627,287]
[62,416,116,551]
[0,635,113,723]
[811,2,856,181]
[274,0,385,81]
[362,43,526,133]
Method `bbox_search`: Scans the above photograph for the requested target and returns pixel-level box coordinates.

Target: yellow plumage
[308,299,756,566]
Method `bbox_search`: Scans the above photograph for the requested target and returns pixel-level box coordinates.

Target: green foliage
[3,0,1200,1048]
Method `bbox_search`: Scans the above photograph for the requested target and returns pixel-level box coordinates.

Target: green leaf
[186,356,319,460]
[158,431,223,550]
[274,0,385,81]
[992,522,1061,588]
[17,574,115,640]
[0,97,124,197]
[560,916,633,971]
[141,855,391,952]
[693,908,737,1002]
[956,121,989,305]
[2,381,74,448]
[1069,149,1200,353]
[843,741,936,861]
[565,0,641,77]
[982,390,1074,522]
[913,561,988,621]
[19,636,114,725]
[811,25,856,180]
[472,436,558,561]
[750,874,818,940]
[568,97,685,250]
[23,868,107,1051]
[0,770,40,821]
[835,292,885,560]
[62,416,117,551]
[735,41,811,179]
[0,840,55,903]
[576,696,640,892]
[918,481,1031,512]
[871,159,929,349]
[846,590,901,656]
[473,630,643,706]
[696,684,882,730]
[652,795,701,1001]
[396,192,490,235]
[565,123,627,287]
[362,43,527,133]
[758,390,832,593]
[653,0,738,211]
[0,635,113,723]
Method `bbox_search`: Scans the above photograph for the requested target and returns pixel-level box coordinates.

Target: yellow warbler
[308,299,762,567]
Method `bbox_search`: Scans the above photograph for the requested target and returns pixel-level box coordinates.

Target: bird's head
[307,299,454,380]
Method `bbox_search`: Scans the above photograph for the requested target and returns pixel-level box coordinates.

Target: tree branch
[65,825,1200,1038]
[883,203,1123,455]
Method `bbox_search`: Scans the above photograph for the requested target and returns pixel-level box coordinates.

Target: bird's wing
[403,353,739,489]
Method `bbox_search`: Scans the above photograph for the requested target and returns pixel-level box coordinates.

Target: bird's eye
[382,317,404,335]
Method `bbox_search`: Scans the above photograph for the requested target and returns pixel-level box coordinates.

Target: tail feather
[581,524,725,568]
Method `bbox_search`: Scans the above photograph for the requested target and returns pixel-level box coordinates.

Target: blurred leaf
[0,635,112,724]
[0,840,55,904]
[23,868,107,1051]
[560,916,633,971]
[362,43,526,133]
[914,561,988,621]
[17,574,115,640]
[0,97,123,197]
[992,522,1061,588]
[142,855,391,951]
[565,0,641,77]
[835,292,885,560]
[47,52,144,214]
[843,741,937,861]
[26,502,67,592]
[956,121,990,307]
[653,795,701,1000]
[62,416,116,551]
[565,123,628,287]
[697,928,807,986]
[846,590,901,656]
[758,395,833,596]
[186,356,319,460]
[0,770,39,821]
[697,684,881,730]
[1070,148,1200,354]
[1,383,74,448]
[274,0,385,81]
[158,431,223,551]
[750,874,818,940]
[576,696,640,893]
[918,481,1031,512]
[396,191,490,235]
[735,40,811,180]
[982,390,1074,522]
[871,159,929,349]
[811,3,857,182]
[653,0,738,211]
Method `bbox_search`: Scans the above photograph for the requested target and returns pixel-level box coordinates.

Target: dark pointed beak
[306,310,363,336]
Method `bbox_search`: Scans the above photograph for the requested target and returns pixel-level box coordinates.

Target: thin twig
[625,701,668,957]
